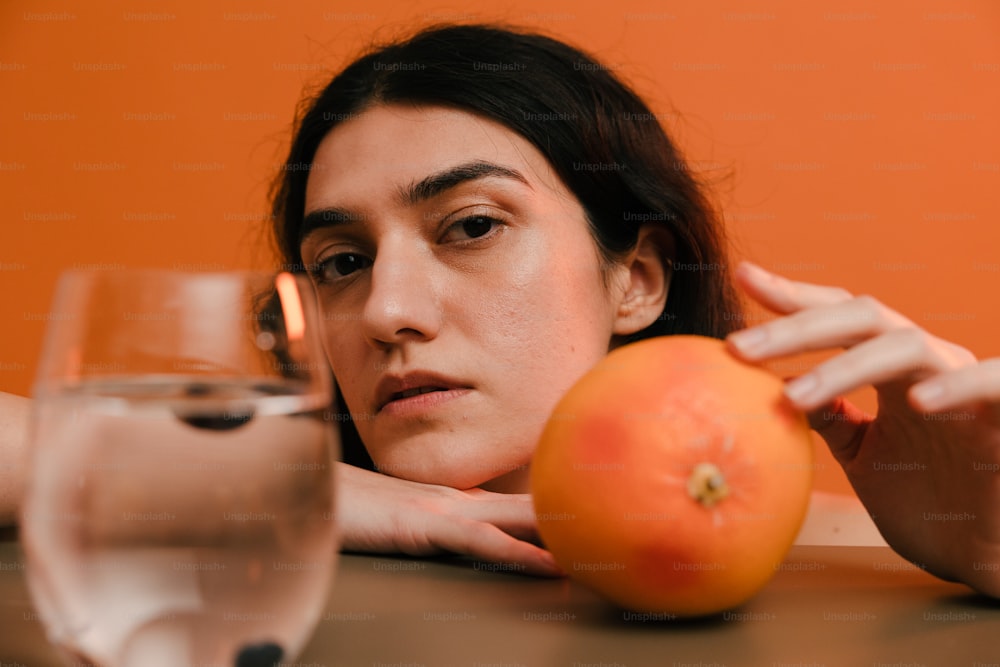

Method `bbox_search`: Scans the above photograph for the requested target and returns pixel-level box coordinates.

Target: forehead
[304,104,566,207]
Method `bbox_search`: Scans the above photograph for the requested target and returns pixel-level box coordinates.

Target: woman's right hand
[334,462,563,577]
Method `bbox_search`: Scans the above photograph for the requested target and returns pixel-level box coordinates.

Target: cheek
[319,317,345,375]
[318,314,368,404]
[477,229,614,385]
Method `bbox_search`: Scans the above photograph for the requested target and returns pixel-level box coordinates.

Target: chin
[364,424,539,490]
[371,447,532,492]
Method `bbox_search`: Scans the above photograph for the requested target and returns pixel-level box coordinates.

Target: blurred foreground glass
[21,270,339,667]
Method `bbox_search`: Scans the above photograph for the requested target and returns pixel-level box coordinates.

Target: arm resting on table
[0,392,29,527]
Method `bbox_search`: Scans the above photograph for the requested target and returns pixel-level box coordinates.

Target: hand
[334,462,563,577]
[726,261,1000,596]
[0,392,30,527]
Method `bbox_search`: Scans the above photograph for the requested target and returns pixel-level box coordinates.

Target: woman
[3,22,999,596]
[268,23,1000,595]
[270,21,739,578]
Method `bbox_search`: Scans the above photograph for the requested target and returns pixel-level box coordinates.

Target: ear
[611,225,674,337]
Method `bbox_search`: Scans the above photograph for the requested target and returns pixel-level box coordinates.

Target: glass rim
[33,267,330,400]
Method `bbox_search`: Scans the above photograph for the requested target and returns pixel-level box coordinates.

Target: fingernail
[911,382,944,408]
[729,327,767,354]
[785,374,819,402]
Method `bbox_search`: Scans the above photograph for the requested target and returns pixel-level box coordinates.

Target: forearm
[0,392,30,526]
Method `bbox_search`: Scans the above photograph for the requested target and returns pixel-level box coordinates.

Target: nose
[361,237,442,348]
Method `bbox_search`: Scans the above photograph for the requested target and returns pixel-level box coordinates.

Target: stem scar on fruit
[687,462,730,507]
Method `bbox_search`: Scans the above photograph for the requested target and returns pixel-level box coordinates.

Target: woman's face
[301,104,628,492]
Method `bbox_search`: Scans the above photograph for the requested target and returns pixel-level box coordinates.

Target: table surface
[2,538,999,667]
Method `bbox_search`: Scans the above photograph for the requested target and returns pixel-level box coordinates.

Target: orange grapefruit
[531,335,813,617]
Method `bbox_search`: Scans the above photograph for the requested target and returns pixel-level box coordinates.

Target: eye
[313,252,372,282]
[443,215,502,242]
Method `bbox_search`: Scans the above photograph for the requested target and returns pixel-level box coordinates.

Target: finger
[727,293,914,362]
[428,516,565,578]
[733,261,854,315]
[781,328,961,410]
[462,490,542,543]
[806,396,874,465]
[910,359,1000,416]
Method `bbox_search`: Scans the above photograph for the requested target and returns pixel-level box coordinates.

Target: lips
[375,372,473,413]
[394,386,446,400]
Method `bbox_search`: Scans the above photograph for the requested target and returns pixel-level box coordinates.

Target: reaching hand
[726,261,1000,596]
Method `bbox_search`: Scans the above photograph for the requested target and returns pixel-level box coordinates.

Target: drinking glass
[21,270,339,667]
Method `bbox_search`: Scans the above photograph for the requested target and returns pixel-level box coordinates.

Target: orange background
[2,0,999,494]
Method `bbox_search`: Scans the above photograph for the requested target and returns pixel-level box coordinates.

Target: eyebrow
[299,160,530,243]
